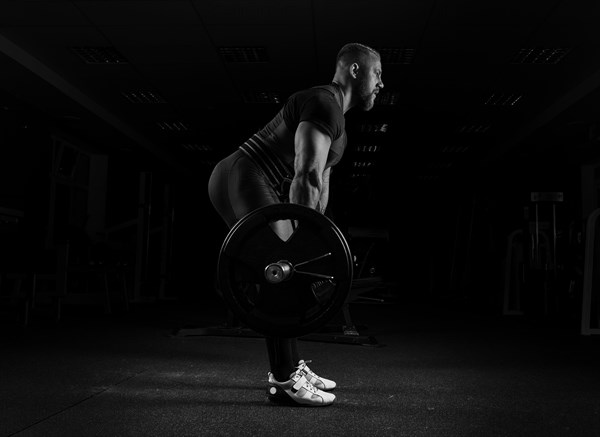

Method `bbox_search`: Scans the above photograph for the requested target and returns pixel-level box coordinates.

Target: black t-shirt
[254,84,347,168]
[283,85,345,142]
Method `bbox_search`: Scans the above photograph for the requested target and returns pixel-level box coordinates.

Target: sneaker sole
[266,385,334,407]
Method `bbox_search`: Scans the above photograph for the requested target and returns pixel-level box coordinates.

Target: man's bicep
[294,121,331,173]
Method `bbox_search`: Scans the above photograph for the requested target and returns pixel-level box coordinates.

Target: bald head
[332,43,384,112]
[335,43,380,70]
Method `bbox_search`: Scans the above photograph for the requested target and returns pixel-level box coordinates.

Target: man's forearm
[289,172,321,209]
[317,168,331,213]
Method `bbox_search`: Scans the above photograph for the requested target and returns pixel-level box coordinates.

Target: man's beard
[358,80,375,111]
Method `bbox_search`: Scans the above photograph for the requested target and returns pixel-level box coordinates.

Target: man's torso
[253,84,347,169]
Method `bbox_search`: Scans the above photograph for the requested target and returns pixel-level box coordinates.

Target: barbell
[217,203,353,338]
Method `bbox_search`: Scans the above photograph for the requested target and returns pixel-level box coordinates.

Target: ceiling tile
[102,25,219,65]
[534,0,600,46]
[429,0,561,25]
[0,51,90,113]
[316,0,436,25]
[420,24,528,49]
[192,0,312,25]
[206,25,312,49]
[140,65,232,96]
[76,0,201,25]
[0,0,597,192]
[206,25,315,65]
[0,26,123,95]
[315,27,422,54]
[0,1,89,26]
[0,25,108,50]
[545,0,600,24]
[228,65,318,92]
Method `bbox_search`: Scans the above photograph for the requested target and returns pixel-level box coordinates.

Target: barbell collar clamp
[264,260,293,284]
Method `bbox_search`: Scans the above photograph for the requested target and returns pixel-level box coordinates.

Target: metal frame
[503,229,524,315]
[581,208,600,335]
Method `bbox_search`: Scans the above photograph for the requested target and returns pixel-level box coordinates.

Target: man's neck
[331,78,353,114]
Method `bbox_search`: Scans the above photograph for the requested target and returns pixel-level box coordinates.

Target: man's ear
[350,62,360,79]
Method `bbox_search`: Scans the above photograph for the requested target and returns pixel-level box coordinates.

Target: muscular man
[208,43,384,406]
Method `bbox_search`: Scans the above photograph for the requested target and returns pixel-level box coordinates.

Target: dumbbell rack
[299,277,383,346]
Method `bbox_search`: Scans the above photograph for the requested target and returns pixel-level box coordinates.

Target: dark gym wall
[0,117,51,271]
[0,103,223,305]
[424,129,592,324]
[1,95,599,324]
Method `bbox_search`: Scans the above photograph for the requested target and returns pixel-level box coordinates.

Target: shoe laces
[293,369,319,394]
[298,360,319,379]
[302,379,319,394]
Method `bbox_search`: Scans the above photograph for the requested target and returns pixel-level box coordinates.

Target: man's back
[251,84,347,168]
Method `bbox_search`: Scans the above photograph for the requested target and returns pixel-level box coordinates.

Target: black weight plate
[217,203,353,338]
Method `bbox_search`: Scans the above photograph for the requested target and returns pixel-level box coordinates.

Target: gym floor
[2,294,600,437]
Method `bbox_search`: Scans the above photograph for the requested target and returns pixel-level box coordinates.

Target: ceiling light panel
[376,92,401,106]
[156,121,189,132]
[456,124,491,134]
[484,93,523,107]
[352,161,376,177]
[122,91,166,104]
[442,145,470,153]
[70,46,128,64]
[377,48,416,64]
[359,123,389,134]
[243,91,282,104]
[218,47,269,63]
[351,173,372,179]
[355,145,381,153]
[199,160,217,168]
[417,175,440,182]
[181,143,213,152]
[426,162,453,169]
[512,47,571,64]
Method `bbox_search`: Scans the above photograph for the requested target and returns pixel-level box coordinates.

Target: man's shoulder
[290,84,336,99]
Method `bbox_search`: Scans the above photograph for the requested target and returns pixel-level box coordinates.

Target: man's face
[357,57,384,111]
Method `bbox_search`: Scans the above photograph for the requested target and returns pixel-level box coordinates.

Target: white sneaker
[267,371,335,406]
[296,360,336,391]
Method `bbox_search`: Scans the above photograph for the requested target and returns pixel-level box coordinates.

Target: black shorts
[208,149,282,228]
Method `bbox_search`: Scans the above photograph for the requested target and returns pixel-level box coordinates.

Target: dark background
[1,0,600,330]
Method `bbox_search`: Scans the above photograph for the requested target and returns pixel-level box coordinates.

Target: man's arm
[290,121,331,210]
[317,167,331,214]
